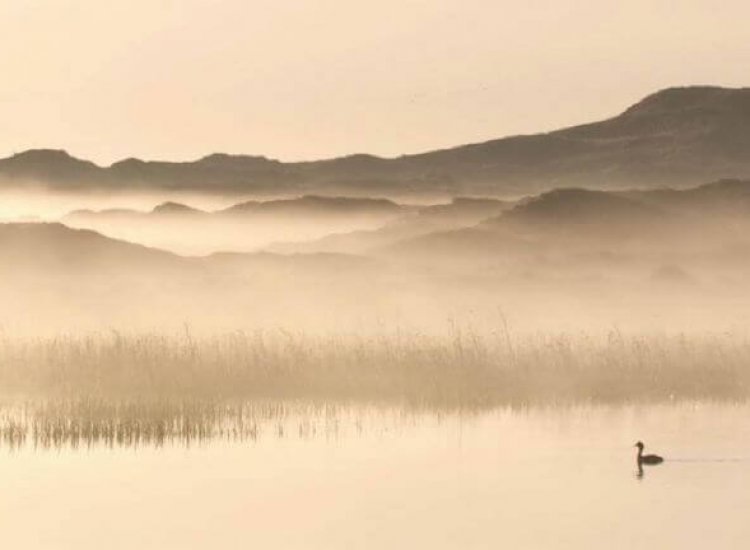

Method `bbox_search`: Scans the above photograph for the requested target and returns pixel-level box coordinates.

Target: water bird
[635,441,664,465]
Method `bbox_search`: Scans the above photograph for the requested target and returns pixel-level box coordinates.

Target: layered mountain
[62,196,407,255]
[270,197,513,254]
[0,222,381,332]
[219,195,404,218]
[0,222,180,271]
[66,195,403,223]
[0,222,373,276]
[3,86,750,196]
[384,179,750,264]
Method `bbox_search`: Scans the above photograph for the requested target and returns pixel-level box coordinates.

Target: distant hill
[61,195,410,256]
[0,223,180,270]
[220,195,404,218]
[500,188,663,227]
[151,202,206,216]
[0,150,101,188]
[270,197,513,254]
[4,86,750,196]
[413,197,511,223]
[625,178,750,216]
[66,195,403,223]
[384,179,750,260]
[0,222,374,277]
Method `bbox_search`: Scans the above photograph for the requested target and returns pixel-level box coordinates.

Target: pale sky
[0,0,748,165]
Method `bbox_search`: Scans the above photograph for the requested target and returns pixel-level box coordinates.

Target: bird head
[634,441,644,449]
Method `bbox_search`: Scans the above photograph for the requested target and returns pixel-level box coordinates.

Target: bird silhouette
[635,441,664,465]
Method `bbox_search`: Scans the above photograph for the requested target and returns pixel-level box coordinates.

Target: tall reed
[0,328,748,406]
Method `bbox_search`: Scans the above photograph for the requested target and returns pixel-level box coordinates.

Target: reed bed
[0,328,749,449]
[0,328,748,406]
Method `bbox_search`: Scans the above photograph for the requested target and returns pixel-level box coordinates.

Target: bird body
[635,441,664,464]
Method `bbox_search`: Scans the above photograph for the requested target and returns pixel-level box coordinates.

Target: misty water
[2,401,749,549]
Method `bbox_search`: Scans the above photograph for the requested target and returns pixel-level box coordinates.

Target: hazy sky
[1,0,748,165]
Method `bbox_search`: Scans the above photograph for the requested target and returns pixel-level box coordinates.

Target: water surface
[1,402,749,549]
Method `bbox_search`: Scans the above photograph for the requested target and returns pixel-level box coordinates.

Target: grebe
[635,441,664,465]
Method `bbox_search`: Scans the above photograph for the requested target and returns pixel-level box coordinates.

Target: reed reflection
[0,400,431,451]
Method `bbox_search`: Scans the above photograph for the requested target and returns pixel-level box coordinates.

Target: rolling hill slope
[2,87,750,196]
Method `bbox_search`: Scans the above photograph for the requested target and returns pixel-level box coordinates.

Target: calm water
[1,402,749,549]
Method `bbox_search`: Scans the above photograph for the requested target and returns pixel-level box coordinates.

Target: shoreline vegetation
[1,327,749,449]
[1,328,748,404]
[0,399,395,451]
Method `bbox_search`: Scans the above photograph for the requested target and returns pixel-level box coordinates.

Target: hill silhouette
[0,222,375,277]
[383,179,750,261]
[270,197,512,254]
[61,196,408,255]
[66,195,403,223]
[3,86,750,196]
[220,195,404,218]
[0,223,180,270]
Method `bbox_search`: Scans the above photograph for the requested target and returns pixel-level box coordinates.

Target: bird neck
[637,447,643,458]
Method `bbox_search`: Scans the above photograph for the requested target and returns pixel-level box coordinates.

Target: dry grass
[0,328,748,406]
[1,327,749,449]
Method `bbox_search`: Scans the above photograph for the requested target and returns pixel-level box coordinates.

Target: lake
[1,402,749,549]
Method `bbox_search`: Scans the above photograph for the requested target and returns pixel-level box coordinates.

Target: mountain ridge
[3,86,750,196]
